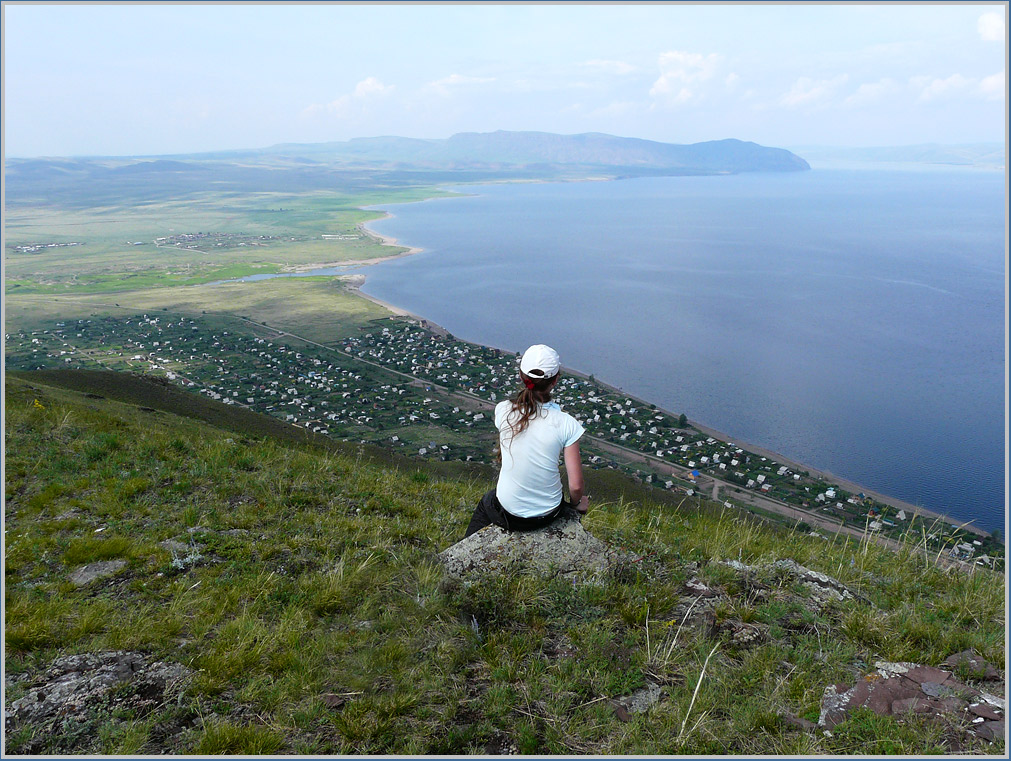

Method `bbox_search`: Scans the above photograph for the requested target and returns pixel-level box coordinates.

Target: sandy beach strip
[361,212,425,256]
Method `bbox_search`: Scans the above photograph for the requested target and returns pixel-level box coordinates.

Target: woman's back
[495,400,584,517]
[463,344,589,538]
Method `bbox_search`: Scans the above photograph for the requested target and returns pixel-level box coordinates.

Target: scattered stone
[715,557,861,610]
[818,658,1005,745]
[684,577,720,598]
[943,649,1001,682]
[969,702,1003,722]
[438,510,628,581]
[703,611,768,648]
[978,690,1006,710]
[974,720,1005,742]
[772,559,857,604]
[321,691,360,711]
[779,711,818,731]
[612,681,663,716]
[8,651,190,728]
[730,622,767,647]
[721,559,750,572]
[68,560,126,587]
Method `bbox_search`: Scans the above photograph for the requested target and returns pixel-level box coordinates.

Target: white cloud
[301,77,394,119]
[424,73,496,97]
[778,75,849,108]
[843,78,900,107]
[724,72,740,90]
[978,71,1006,100]
[581,59,637,75]
[912,73,974,102]
[978,11,1005,42]
[649,51,721,105]
[353,76,394,98]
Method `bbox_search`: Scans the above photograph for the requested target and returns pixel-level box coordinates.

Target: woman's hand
[575,495,589,513]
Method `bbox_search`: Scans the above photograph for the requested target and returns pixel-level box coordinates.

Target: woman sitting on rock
[465,344,589,537]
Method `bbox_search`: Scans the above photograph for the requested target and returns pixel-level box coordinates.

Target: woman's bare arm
[564,442,589,512]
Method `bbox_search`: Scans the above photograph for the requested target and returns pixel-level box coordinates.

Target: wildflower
[33,399,45,410]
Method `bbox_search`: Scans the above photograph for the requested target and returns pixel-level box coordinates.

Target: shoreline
[343,266,985,537]
[359,211,426,257]
[340,194,997,541]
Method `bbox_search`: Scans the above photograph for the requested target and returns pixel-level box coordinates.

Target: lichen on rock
[438,510,629,582]
[8,650,191,729]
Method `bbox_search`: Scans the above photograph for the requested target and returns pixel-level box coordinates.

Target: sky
[2,2,1007,158]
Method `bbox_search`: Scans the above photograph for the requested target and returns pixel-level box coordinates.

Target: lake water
[359,168,1007,534]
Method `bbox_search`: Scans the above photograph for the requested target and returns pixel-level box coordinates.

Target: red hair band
[522,377,536,390]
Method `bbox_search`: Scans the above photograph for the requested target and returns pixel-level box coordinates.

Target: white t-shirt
[495,400,585,518]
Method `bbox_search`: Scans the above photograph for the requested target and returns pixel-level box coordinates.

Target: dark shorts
[464,489,572,538]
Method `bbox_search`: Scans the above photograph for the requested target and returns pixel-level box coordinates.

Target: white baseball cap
[520,344,561,378]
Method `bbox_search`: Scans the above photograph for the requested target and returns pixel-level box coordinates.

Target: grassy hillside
[3,373,1005,755]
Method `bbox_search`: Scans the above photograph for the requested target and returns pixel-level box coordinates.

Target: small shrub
[193,721,284,755]
[64,535,134,565]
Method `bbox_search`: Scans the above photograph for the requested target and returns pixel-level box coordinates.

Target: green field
[5,274,393,346]
[4,187,453,294]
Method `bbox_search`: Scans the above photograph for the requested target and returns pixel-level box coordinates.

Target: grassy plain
[4,187,451,294]
[5,276,391,345]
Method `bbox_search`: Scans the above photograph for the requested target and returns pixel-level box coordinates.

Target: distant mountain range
[259,131,812,174]
[3,132,810,206]
[790,143,1004,169]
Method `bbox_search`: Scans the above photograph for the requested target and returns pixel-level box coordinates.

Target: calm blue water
[361,169,1007,533]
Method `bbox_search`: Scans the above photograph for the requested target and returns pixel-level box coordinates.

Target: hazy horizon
[4,130,1006,163]
[3,3,1005,158]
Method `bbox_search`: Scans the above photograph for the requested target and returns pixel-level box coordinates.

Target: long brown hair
[505,370,558,439]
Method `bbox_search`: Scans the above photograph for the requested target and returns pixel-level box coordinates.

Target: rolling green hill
[4,370,1003,755]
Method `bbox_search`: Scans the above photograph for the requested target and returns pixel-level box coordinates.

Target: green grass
[4,187,455,295]
[4,276,391,343]
[4,374,1005,755]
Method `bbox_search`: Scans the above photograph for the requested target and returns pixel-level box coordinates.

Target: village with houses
[153,232,283,251]
[7,240,84,256]
[6,312,1004,570]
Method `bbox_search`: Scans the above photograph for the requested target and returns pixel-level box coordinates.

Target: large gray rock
[8,650,191,726]
[69,560,126,587]
[439,511,623,581]
[772,559,859,605]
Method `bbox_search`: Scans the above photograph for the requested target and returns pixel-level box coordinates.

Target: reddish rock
[820,659,1006,744]
[936,697,969,714]
[974,720,1005,742]
[969,703,1003,722]
[866,680,923,715]
[903,665,954,686]
[944,650,1002,682]
[892,697,932,715]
